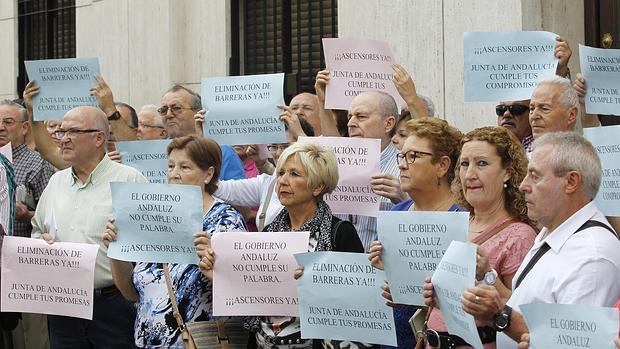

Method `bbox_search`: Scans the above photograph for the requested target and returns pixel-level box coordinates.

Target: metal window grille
[233,0,337,100]
[17,0,76,95]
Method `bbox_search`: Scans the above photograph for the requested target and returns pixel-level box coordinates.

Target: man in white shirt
[459,132,620,349]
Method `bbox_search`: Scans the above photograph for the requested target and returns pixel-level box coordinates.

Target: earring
[503,182,508,188]
[437,177,441,187]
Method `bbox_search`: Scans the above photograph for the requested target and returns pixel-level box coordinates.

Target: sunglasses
[495,104,529,116]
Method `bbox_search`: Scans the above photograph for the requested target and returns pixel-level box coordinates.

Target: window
[232,0,337,100]
[17,0,76,95]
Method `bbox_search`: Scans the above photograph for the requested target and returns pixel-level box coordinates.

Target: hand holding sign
[193,231,213,280]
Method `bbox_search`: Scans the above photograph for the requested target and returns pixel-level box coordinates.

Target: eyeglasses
[396,150,433,167]
[157,105,194,116]
[495,104,529,116]
[267,144,290,152]
[0,118,18,126]
[53,128,101,139]
[138,122,164,129]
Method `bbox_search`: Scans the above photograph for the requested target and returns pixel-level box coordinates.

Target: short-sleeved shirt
[133,201,247,348]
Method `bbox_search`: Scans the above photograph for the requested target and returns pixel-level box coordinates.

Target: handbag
[413,217,518,348]
[162,263,248,349]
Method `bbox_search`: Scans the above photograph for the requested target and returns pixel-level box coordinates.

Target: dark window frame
[17,0,76,97]
[231,0,338,102]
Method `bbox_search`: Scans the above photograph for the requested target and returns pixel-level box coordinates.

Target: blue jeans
[48,289,136,349]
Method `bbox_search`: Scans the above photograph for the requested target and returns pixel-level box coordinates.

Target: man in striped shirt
[339,91,404,251]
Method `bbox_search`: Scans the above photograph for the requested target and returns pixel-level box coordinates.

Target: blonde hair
[274,142,339,200]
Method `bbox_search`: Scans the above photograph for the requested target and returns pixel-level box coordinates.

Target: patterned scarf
[243,200,334,332]
[266,199,333,251]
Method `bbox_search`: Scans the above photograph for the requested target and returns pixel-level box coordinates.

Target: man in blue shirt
[158,85,244,180]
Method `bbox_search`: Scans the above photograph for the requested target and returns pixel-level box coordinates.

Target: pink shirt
[426,217,536,349]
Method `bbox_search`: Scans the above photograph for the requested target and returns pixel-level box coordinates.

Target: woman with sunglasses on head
[421,126,536,349]
[102,136,249,348]
[369,117,465,349]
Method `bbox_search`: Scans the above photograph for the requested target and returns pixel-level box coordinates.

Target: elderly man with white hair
[136,104,168,140]
[441,132,620,349]
[528,76,580,139]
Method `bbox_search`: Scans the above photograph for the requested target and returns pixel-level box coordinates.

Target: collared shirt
[11,143,55,237]
[497,201,620,348]
[337,143,400,252]
[521,134,534,153]
[0,155,16,235]
[31,154,147,288]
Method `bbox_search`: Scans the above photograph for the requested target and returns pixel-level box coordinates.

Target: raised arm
[90,75,137,141]
[314,69,342,136]
[23,81,69,170]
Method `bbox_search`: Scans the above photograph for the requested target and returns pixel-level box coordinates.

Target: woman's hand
[517,333,530,349]
[102,217,117,248]
[314,70,330,105]
[475,245,491,281]
[368,241,384,270]
[293,266,304,280]
[422,276,439,309]
[194,232,214,280]
[370,173,406,204]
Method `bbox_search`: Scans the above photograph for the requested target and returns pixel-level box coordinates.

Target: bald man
[290,92,321,135]
[31,106,146,348]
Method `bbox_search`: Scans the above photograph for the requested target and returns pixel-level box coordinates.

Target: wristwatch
[483,269,498,285]
[107,110,121,121]
[492,305,512,332]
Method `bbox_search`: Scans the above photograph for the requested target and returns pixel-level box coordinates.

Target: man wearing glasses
[136,105,167,140]
[159,85,245,180]
[0,100,55,239]
[31,106,146,348]
[495,100,534,152]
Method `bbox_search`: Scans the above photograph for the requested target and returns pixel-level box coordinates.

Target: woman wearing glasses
[421,126,536,349]
[369,117,465,349]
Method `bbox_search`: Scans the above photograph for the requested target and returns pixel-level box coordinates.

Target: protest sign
[584,125,620,216]
[295,252,396,346]
[431,241,483,349]
[377,211,469,305]
[0,143,12,163]
[298,136,381,216]
[322,38,404,110]
[211,231,309,316]
[24,58,100,120]
[464,31,558,102]
[115,140,171,184]
[521,303,619,349]
[201,73,286,145]
[580,44,620,115]
[108,182,203,264]
[1,236,99,319]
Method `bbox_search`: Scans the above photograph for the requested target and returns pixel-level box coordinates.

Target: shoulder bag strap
[470,218,519,246]
[162,263,187,331]
[331,219,344,250]
[514,219,616,289]
[257,178,277,232]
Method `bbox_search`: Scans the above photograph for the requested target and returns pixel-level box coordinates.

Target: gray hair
[165,85,202,110]
[533,132,601,199]
[536,76,579,114]
[140,104,165,127]
[417,94,435,117]
[0,99,28,122]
